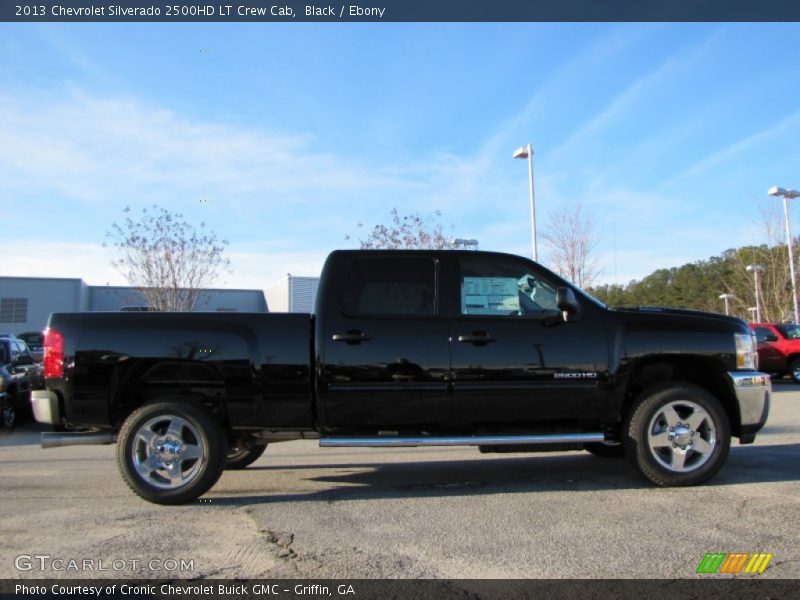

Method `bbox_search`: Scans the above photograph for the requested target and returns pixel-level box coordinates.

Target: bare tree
[347,208,457,249]
[541,201,601,288]
[726,200,795,322]
[105,205,231,312]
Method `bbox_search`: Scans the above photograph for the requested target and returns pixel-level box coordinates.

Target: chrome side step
[42,432,116,449]
[319,432,605,448]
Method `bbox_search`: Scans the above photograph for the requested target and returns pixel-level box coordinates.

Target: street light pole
[718,293,735,316]
[746,264,765,322]
[513,144,537,262]
[768,186,800,324]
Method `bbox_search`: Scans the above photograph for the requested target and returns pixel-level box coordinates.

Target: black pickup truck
[32,250,771,504]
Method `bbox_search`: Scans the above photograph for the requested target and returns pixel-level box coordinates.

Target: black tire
[585,442,625,458]
[624,382,730,487]
[789,359,800,384]
[1,394,16,430]
[226,443,268,470]
[116,401,227,505]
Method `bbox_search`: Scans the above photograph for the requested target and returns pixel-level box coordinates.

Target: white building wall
[0,277,88,334]
[289,276,319,313]
[265,275,319,313]
[264,277,290,313]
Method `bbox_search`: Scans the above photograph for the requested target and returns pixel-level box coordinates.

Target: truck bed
[46,312,314,430]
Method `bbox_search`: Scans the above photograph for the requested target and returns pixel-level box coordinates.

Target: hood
[614,306,748,330]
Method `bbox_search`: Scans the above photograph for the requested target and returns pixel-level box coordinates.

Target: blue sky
[2,23,800,291]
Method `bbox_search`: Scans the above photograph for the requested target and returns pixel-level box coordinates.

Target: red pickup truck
[750,322,800,383]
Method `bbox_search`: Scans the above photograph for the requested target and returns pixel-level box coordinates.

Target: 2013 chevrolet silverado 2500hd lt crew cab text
[31,250,771,504]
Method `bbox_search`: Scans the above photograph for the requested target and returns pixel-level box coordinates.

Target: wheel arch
[110,358,229,430]
[618,356,742,438]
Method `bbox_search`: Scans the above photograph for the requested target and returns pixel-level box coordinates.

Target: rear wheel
[585,441,625,458]
[226,443,268,469]
[117,401,227,505]
[625,383,730,486]
[789,359,800,384]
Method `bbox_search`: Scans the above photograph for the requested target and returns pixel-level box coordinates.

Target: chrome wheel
[646,400,716,473]
[131,415,206,490]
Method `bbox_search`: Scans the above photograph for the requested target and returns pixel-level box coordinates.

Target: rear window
[342,257,437,316]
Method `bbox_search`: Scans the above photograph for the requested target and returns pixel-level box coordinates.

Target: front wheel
[625,383,730,487]
[1,394,16,430]
[116,401,227,505]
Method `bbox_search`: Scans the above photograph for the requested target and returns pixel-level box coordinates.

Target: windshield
[776,324,800,340]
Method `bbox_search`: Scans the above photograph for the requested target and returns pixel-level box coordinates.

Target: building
[0,276,268,335]
[264,274,320,313]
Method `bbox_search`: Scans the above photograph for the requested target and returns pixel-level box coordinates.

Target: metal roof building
[0,276,268,335]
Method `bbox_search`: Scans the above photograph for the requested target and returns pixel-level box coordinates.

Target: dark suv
[17,331,44,362]
[0,334,38,429]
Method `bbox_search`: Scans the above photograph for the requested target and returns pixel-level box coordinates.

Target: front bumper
[31,390,61,425]
[727,371,771,444]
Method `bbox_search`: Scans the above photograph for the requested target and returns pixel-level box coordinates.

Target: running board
[319,432,605,448]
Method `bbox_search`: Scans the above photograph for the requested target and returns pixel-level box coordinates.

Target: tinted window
[776,324,800,340]
[0,343,7,365]
[343,257,436,316]
[753,327,774,343]
[459,256,559,318]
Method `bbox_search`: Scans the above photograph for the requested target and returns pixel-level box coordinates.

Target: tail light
[43,328,64,379]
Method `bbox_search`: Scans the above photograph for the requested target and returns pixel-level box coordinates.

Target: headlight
[735,332,758,370]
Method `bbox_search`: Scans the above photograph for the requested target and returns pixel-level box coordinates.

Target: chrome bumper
[727,371,771,442]
[31,390,61,425]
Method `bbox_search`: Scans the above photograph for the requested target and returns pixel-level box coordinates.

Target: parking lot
[1,384,798,580]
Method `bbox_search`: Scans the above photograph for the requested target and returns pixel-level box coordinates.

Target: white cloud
[0,241,124,285]
[668,108,800,183]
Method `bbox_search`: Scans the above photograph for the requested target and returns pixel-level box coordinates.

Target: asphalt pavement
[1,384,798,580]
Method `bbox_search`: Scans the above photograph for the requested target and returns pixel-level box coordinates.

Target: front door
[449,254,610,428]
[753,325,783,372]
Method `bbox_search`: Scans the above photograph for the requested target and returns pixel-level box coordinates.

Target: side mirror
[765,334,779,343]
[556,287,580,322]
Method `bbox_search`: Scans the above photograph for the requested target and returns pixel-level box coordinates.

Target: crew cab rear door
[319,255,451,429]
[449,253,610,427]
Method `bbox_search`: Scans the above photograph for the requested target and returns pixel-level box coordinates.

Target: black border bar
[2,579,799,600]
[2,0,800,22]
